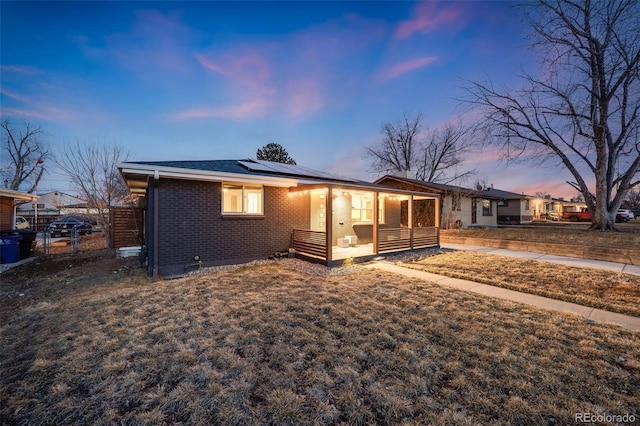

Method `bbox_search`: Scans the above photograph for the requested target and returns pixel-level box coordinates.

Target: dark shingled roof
[125,159,362,184]
[130,160,256,175]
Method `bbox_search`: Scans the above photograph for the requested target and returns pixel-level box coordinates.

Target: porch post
[326,187,333,262]
[373,192,379,254]
[408,195,414,249]
[434,196,440,228]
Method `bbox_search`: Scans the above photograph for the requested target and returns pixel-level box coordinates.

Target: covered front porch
[290,184,440,264]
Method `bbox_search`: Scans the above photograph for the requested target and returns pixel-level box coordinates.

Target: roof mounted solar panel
[238,160,278,173]
[238,159,360,183]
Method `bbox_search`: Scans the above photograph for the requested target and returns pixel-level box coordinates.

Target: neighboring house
[544,198,588,218]
[374,175,502,229]
[472,187,545,225]
[484,188,539,224]
[17,191,91,231]
[119,159,441,277]
[0,189,38,231]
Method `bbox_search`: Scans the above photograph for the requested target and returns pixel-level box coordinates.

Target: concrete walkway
[441,242,640,277]
[364,260,640,332]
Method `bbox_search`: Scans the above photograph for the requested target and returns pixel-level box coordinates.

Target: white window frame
[350,193,372,223]
[482,199,492,216]
[222,183,264,215]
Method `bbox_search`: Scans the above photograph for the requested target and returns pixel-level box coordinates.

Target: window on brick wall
[223,184,264,215]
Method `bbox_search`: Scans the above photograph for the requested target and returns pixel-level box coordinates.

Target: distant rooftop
[376,174,535,200]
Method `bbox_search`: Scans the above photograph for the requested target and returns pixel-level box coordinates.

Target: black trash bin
[17,230,37,259]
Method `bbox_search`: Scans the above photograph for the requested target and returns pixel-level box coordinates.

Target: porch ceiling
[290,183,439,199]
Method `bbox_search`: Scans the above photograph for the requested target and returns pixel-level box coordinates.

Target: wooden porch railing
[292,229,326,259]
[412,227,439,248]
[378,227,439,253]
[293,227,439,260]
[378,228,412,253]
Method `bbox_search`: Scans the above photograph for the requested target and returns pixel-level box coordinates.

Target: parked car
[562,209,591,222]
[615,213,629,223]
[617,209,634,221]
[632,209,640,219]
[14,215,30,230]
[47,217,93,237]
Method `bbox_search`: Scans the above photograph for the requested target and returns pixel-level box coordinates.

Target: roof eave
[118,162,300,193]
[0,189,39,201]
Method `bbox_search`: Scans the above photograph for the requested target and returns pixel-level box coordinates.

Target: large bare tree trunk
[463,0,640,231]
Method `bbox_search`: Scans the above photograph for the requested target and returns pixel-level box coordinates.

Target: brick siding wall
[150,179,309,276]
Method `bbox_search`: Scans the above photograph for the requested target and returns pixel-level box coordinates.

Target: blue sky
[1,1,579,198]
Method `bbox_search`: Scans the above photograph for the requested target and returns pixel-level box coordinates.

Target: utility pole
[33,159,44,232]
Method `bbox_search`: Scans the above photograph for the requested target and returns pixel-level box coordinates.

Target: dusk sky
[1,1,579,198]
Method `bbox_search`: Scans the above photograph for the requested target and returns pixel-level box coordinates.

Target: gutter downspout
[153,170,159,281]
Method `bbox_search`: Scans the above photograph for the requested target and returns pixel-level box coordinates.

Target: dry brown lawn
[400,251,640,317]
[1,254,639,425]
[444,224,640,249]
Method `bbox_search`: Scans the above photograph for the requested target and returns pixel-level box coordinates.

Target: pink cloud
[173,98,270,120]
[516,181,577,198]
[186,12,387,120]
[396,2,460,39]
[284,78,324,117]
[195,54,225,75]
[1,88,31,103]
[0,65,41,75]
[196,50,276,95]
[375,56,438,82]
[1,88,79,121]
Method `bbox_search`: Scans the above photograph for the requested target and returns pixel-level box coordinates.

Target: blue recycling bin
[0,234,23,264]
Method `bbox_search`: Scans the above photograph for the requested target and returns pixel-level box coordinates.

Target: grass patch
[401,251,640,317]
[1,258,639,425]
[443,225,640,250]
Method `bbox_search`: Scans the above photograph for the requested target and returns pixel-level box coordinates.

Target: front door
[471,199,477,225]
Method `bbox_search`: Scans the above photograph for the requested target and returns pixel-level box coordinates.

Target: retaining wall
[440,235,640,266]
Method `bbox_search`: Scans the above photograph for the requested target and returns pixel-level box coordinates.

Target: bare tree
[463,0,640,230]
[256,143,296,165]
[416,122,475,182]
[1,118,49,192]
[364,112,474,183]
[571,193,586,203]
[56,141,130,247]
[623,187,640,210]
[535,191,550,199]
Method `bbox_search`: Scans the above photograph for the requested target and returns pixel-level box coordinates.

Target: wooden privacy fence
[110,207,143,249]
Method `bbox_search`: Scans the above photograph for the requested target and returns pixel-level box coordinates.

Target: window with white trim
[351,193,372,222]
[351,192,383,223]
[222,184,264,214]
[482,199,492,216]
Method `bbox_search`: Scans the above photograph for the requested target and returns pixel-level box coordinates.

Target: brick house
[0,189,38,232]
[119,159,440,278]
